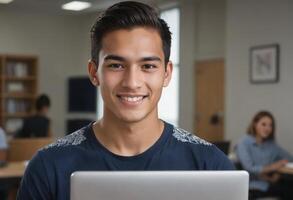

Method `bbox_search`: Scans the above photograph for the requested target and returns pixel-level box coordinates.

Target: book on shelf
[5,62,28,77]
[6,82,25,92]
[6,99,29,113]
[5,118,23,134]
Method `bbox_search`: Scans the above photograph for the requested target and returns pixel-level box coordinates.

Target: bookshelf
[0,55,38,135]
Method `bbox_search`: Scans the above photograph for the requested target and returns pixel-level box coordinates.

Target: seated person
[0,127,8,161]
[0,127,8,199]
[16,94,51,138]
[236,110,293,199]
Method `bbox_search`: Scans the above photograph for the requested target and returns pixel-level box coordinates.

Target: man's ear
[163,61,173,87]
[88,60,99,86]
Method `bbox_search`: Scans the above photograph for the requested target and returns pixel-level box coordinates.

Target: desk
[0,162,26,200]
[278,166,293,182]
[278,166,293,175]
[0,161,26,179]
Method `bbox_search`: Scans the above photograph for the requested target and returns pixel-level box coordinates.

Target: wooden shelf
[2,112,30,118]
[2,93,36,99]
[0,54,38,132]
[4,54,38,60]
[4,76,36,81]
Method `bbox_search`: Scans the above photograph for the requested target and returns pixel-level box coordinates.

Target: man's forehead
[99,27,164,61]
[101,27,162,47]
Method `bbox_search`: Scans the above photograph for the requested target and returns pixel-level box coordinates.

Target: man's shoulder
[42,126,89,152]
[167,125,234,170]
[171,126,212,147]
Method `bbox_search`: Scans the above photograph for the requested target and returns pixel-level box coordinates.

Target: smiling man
[17,1,234,200]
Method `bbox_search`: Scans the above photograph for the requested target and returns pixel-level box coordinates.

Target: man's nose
[121,67,143,89]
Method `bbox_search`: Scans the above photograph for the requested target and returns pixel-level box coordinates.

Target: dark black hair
[90,1,171,65]
[36,94,50,111]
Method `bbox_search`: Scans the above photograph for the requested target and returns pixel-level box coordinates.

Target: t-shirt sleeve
[209,146,235,170]
[199,145,235,170]
[17,151,52,200]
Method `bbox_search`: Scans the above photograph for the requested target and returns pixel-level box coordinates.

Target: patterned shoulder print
[172,127,211,146]
[44,128,87,149]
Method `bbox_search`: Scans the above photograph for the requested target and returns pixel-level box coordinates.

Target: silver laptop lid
[71,171,249,200]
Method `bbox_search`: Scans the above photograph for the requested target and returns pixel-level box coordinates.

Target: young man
[17,1,234,200]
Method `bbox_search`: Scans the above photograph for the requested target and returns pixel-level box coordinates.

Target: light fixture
[0,0,14,4]
[62,1,91,11]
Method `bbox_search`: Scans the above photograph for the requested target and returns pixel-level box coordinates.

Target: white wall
[197,0,226,60]
[226,0,293,152]
[179,0,226,132]
[178,0,199,132]
[0,10,93,137]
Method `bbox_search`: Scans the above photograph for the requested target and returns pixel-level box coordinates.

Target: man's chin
[117,113,147,124]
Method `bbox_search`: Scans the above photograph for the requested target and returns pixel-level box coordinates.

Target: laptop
[71,171,248,200]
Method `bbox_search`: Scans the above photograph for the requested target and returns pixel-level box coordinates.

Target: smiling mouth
[117,95,148,103]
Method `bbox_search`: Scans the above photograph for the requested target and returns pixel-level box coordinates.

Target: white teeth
[120,96,143,102]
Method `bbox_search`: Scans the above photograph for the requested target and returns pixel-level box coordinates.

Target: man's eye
[142,64,157,70]
[108,63,123,69]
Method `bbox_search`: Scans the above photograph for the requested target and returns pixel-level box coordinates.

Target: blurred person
[236,110,293,200]
[0,127,8,161]
[16,94,51,138]
[0,127,8,199]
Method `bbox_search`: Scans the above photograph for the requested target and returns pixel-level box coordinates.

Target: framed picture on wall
[250,44,280,83]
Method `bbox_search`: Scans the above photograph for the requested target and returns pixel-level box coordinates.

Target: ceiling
[0,0,178,15]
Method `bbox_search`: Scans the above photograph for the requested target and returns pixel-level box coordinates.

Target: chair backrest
[212,140,231,155]
[7,137,54,161]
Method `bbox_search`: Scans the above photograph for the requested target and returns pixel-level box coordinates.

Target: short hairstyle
[247,110,275,141]
[36,94,50,111]
[90,1,171,65]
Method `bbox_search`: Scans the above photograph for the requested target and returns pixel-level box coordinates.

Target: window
[159,8,180,126]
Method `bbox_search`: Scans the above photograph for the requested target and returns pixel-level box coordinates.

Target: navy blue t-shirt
[17,122,234,200]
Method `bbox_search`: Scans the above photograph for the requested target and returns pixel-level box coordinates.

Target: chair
[249,190,279,200]
[7,137,54,161]
[212,140,231,155]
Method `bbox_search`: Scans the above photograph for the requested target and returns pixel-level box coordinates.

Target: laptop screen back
[71,171,248,200]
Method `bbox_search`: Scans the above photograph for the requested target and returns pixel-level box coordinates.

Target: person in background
[16,94,51,138]
[236,110,293,200]
[0,127,8,199]
[0,127,8,161]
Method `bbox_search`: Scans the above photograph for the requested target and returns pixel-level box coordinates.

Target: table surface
[0,161,26,179]
[279,166,293,175]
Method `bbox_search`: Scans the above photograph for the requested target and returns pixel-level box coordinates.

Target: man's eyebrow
[104,55,126,62]
[140,56,162,62]
[104,55,162,62]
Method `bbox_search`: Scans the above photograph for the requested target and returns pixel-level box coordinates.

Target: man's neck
[92,115,164,157]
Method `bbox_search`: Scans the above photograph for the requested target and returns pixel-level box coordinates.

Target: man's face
[89,27,172,123]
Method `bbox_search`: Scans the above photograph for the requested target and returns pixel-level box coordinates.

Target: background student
[0,127,8,199]
[236,110,293,199]
[16,94,51,138]
[0,127,8,161]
